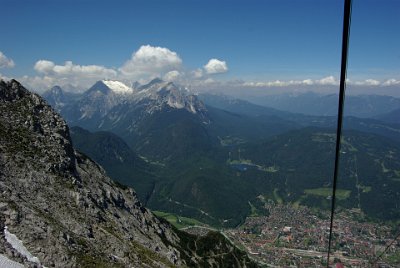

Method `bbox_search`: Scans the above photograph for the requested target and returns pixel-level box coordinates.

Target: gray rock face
[0,79,182,267]
[0,79,258,267]
[43,79,210,131]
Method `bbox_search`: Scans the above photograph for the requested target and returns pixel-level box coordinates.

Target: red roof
[336,263,345,268]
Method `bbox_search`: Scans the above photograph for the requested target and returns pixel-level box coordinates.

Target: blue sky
[0,0,399,95]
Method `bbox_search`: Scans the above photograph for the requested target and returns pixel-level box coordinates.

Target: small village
[225,203,400,267]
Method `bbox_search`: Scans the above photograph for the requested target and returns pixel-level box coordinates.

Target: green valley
[71,123,400,227]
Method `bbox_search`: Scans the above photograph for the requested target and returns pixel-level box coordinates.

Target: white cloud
[18,75,56,91]
[31,60,118,91]
[34,60,55,73]
[382,78,400,86]
[192,68,204,79]
[0,51,15,68]
[34,60,117,78]
[238,77,400,89]
[28,45,183,91]
[302,79,314,85]
[317,76,338,86]
[203,78,216,84]
[204,59,228,74]
[242,79,316,87]
[120,45,182,78]
[240,76,345,88]
[364,79,380,86]
[16,41,400,95]
[163,70,181,82]
[352,79,380,86]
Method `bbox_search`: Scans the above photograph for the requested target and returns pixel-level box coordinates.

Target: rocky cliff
[0,79,257,267]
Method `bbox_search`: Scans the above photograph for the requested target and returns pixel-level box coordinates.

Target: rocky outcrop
[0,79,258,267]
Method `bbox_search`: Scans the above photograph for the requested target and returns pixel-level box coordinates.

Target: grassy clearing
[381,161,390,173]
[248,201,259,217]
[273,188,283,204]
[228,159,279,173]
[385,251,400,265]
[228,159,254,165]
[304,188,351,200]
[259,165,279,173]
[293,195,306,208]
[341,138,358,152]
[311,133,335,143]
[219,136,246,146]
[153,211,207,229]
[358,185,372,193]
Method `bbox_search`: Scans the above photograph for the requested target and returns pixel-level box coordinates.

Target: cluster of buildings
[225,204,399,267]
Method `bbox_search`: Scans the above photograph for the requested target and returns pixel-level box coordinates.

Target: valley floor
[222,204,399,267]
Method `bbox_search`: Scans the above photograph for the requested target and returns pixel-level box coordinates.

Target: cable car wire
[327,0,352,266]
[370,230,400,266]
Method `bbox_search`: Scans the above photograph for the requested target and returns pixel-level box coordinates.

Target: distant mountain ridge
[376,107,400,125]
[243,92,400,118]
[42,85,80,112]
[200,93,400,144]
[44,78,209,133]
[89,79,206,116]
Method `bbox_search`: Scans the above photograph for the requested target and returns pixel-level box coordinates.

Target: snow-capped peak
[102,80,133,94]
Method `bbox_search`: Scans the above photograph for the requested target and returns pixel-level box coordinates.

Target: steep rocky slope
[0,79,257,267]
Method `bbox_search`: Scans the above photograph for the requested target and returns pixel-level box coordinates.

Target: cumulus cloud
[19,42,400,95]
[241,76,344,88]
[203,78,216,84]
[34,60,55,73]
[34,60,117,78]
[352,79,380,86]
[235,76,400,90]
[163,70,181,82]
[23,45,234,90]
[192,68,204,79]
[18,75,56,91]
[30,60,118,91]
[30,45,183,90]
[382,78,400,86]
[243,79,317,87]
[317,76,338,85]
[0,51,15,68]
[364,79,380,86]
[204,59,228,74]
[302,79,314,85]
[120,45,182,78]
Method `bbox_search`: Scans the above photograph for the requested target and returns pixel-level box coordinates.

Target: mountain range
[0,79,257,267]
[42,79,400,227]
[199,93,400,144]
[241,91,400,118]
[376,107,400,125]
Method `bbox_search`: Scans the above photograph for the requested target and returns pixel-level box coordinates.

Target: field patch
[304,188,351,200]
[153,211,207,229]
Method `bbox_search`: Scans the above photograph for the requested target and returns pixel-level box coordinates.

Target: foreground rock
[0,79,258,267]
